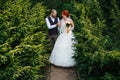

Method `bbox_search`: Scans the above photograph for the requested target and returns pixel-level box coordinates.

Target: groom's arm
[45,18,57,29]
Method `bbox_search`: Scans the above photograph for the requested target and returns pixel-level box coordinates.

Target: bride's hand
[69,20,74,30]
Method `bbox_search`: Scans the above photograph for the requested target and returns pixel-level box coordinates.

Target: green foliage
[99,0,120,49]
[66,0,120,80]
[0,0,120,80]
[0,0,49,80]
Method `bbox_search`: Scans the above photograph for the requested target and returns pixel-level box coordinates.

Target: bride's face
[62,14,67,19]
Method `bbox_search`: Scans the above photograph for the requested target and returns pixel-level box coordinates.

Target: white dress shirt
[46,16,60,29]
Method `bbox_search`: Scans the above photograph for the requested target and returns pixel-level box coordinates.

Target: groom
[46,9,60,46]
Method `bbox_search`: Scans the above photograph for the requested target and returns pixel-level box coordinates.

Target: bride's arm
[70,19,74,30]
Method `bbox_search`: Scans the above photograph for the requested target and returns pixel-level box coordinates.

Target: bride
[49,10,76,67]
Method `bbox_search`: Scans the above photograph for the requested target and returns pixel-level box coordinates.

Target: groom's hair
[51,9,57,13]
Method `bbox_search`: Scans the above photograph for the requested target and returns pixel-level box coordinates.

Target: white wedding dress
[49,18,76,67]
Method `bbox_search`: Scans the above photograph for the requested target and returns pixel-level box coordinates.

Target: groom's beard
[51,15,56,18]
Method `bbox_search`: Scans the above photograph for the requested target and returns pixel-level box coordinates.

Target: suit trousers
[49,34,58,49]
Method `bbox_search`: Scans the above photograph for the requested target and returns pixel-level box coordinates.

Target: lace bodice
[58,18,74,34]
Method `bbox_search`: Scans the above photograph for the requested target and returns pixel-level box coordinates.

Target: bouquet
[65,21,71,33]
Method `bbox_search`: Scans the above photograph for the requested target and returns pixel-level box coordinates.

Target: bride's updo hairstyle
[62,10,70,18]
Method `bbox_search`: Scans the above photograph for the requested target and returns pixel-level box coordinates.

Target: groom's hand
[56,22,61,26]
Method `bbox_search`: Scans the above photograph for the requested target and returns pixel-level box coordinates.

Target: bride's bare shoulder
[68,18,73,23]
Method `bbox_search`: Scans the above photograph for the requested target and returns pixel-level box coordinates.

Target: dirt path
[46,64,77,80]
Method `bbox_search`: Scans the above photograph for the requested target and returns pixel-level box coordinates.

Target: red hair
[62,10,70,17]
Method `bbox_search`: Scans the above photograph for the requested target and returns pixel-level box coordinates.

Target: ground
[46,64,78,80]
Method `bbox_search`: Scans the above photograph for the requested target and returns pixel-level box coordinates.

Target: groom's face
[51,11,57,18]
